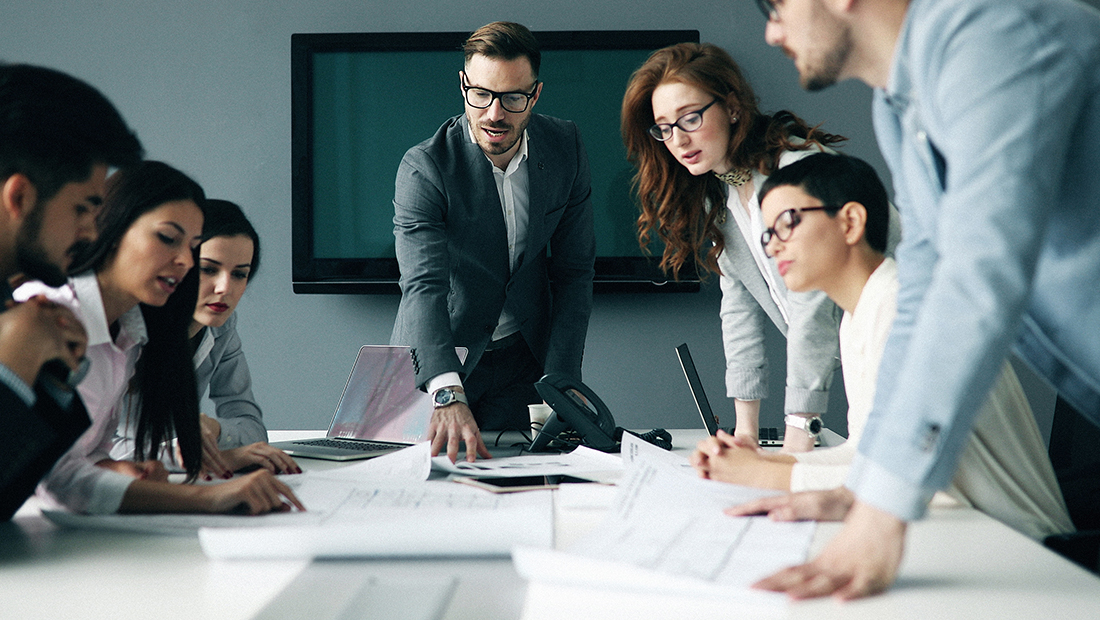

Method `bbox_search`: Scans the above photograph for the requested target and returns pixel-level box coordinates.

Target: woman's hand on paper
[221,442,302,475]
[749,499,906,600]
[175,413,232,480]
[429,402,491,463]
[202,469,306,515]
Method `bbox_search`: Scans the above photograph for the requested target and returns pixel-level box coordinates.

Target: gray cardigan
[717,194,842,415]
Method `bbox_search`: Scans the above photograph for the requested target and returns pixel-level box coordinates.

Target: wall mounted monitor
[292,29,701,293]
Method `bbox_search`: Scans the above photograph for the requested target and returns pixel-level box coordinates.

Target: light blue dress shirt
[848,0,1100,521]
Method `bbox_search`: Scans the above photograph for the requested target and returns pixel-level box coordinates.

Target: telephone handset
[530,373,618,452]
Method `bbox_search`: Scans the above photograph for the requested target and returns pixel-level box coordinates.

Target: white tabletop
[2,430,1097,620]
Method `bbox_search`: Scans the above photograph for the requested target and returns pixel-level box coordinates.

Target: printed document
[513,433,814,603]
[43,443,555,559]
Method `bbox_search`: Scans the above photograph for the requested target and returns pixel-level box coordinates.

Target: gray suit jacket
[390,114,595,390]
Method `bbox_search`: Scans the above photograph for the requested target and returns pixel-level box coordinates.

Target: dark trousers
[1049,395,1100,531]
[464,334,543,432]
[1045,396,1100,573]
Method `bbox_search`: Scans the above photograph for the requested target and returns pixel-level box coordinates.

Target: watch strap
[784,414,823,436]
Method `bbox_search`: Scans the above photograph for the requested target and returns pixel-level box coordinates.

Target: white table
[2,430,1097,620]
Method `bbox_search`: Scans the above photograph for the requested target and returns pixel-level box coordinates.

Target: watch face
[434,389,452,406]
[808,417,823,435]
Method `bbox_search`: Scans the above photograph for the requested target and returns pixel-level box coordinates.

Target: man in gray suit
[391,22,595,463]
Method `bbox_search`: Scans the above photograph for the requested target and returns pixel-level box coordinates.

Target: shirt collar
[467,120,530,174]
[192,324,215,366]
[70,271,148,350]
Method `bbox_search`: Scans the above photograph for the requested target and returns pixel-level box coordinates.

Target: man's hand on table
[725,486,854,522]
[429,402,491,463]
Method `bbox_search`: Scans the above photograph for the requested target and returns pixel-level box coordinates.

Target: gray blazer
[391,114,595,390]
[191,313,267,449]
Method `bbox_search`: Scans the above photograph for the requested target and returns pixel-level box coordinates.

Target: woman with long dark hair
[112,198,299,478]
[622,43,860,451]
[33,161,302,514]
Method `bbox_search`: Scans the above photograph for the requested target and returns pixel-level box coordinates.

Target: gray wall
[3,0,1066,436]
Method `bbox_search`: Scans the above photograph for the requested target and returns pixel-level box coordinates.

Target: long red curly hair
[621,42,845,278]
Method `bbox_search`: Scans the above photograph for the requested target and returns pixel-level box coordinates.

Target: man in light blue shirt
[736,0,1100,598]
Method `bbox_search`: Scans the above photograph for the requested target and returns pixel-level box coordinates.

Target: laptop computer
[270,345,467,461]
[674,342,787,447]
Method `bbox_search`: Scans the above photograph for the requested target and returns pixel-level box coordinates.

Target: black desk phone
[530,373,671,453]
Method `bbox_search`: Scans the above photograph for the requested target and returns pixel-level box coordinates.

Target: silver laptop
[270,345,467,461]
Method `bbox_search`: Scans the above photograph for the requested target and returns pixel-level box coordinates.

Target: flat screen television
[292,29,701,294]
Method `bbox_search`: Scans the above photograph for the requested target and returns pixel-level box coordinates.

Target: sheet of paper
[305,441,432,483]
[513,436,814,605]
[199,481,553,560]
[41,508,320,536]
[431,445,623,479]
[620,430,689,470]
[40,443,435,536]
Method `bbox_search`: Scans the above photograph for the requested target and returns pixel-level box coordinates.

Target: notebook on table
[270,345,467,461]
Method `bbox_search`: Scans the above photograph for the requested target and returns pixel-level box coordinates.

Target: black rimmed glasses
[461,72,539,114]
[754,0,779,22]
[648,99,720,141]
[760,205,841,256]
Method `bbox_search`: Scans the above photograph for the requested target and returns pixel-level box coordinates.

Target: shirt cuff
[725,366,767,401]
[783,386,829,415]
[0,363,36,407]
[87,469,135,515]
[846,453,936,522]
[427,372,463,395]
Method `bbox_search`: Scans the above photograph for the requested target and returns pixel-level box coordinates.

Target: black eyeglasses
[648,99,720,141]
[760,205,841,256]
[461,72,539,113]
[755,0,779,22]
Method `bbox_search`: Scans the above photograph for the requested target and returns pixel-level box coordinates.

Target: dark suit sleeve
[391,144,466,389]
[543,123,595,379]
[0,381,90,520]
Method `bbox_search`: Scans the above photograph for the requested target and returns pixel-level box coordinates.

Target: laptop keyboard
[292,438,400,451]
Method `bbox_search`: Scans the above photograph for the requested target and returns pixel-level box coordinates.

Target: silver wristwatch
[432,386,469,409]
[784,414,823,437]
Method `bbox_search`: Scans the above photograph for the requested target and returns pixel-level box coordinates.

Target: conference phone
[529,373,672,453]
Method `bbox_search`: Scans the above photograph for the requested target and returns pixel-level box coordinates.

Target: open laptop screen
[328,346,429,443]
